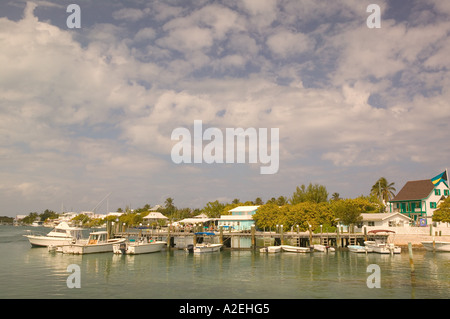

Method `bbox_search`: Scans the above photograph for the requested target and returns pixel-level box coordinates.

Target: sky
[1,0,450,217]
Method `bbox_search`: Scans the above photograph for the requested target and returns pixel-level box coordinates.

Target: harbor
[1,224,449,299]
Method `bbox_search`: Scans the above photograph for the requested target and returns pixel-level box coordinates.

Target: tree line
[23,176,450,230]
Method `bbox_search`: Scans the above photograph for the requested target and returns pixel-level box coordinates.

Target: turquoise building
[218,206,259,231]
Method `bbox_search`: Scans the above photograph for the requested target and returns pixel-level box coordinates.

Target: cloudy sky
[1,0,450,216]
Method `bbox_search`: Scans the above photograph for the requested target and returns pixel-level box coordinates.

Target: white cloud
[266,30,315,59]
[112,7,150,22]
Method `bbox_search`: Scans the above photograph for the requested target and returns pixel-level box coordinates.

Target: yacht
[24,222,83,247]
[61,231,125,254]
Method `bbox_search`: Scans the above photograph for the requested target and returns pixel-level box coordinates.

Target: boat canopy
[194,232,216,236]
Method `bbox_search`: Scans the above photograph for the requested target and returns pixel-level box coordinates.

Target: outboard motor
[185,244,194,253]
[119,242,127,254]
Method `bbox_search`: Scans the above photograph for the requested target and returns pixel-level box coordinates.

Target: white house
[218,206,259,231]
[388,177,449,225]
[355,212,412,233]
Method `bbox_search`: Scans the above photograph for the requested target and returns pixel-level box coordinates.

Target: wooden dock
[112,227,389,250]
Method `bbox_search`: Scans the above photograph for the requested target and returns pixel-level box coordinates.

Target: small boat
[31,221,44,227]
[280,245,311,253]
[189,232,223,253]
[113,238,166,255]
[61,231,125,254]
[260,246,282,253]
[24,222,83,247]
[348,245,372,253]
[313,244,335,252]
[421,241,450,252]
[193,243,223,253]
[364,240,401,254]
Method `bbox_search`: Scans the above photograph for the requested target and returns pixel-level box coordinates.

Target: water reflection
[2,225,450,299]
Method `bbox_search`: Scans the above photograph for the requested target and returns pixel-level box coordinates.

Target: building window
[445,189,449,196]
[368,221,375,226]
[430,202,437,209]
[435,189,441,196]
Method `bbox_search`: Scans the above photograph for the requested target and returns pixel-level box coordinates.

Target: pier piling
[408,242,415,273]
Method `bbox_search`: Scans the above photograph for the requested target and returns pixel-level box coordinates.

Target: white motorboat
[193,243,223,253]
[348,245,372,253]
[113,238,166,255]
[259,246,282,253]
[24,222,83,247]
[313,244,335,252]
[421,241,450,252]
[280,245,311,253]
[364,240,401,254]
[61,231,125,254]
[186,232,223,253]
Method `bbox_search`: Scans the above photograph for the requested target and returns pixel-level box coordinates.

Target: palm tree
[331,192,341,201]
[371,177,396,204]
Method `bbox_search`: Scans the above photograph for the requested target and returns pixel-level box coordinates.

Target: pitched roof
[361,212,411,221]
[228,205,260,212]
[391,179,435,201]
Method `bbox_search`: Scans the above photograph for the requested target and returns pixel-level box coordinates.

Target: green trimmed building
[389,179,449,224]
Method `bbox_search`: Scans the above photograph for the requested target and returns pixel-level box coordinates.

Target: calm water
[1,225,449,299]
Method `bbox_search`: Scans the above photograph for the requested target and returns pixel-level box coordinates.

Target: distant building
[143,212,168,225]
[355,212,412,232]
[389,177,449,225]
[218,206,259,231]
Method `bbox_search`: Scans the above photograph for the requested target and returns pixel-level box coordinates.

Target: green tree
[164,197,176,217]
[332,198,378,228]
[290,183,328,204]
[276,196,287,206]
[40,209,59,222]
[252,203,283,231]
[371,177,396,203]
[433,197,450,223]
[22,212,39,224]
[202,200,226,218]
[71,214,91,226]
[331,192,341,201]
[254,197,264,205]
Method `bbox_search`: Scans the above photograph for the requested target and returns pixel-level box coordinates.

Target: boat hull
[266,246,281,253]
[348,245,372,253]
[422,241,450,252]
[364,241,401,254]
[24,235,75,248]
[280,245,311,253]
[193,243,223,253]
[313,244,335,252]
[62,238,125,254]
[113,241,166,255]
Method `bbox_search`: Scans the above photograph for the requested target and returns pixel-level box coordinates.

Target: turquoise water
[1,225,449,299]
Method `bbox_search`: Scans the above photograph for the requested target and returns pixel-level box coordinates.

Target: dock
[111,227,389,250]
